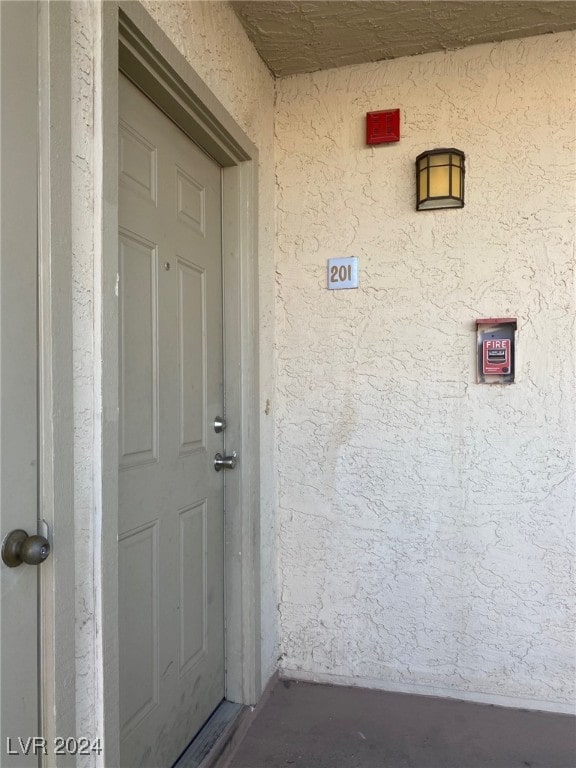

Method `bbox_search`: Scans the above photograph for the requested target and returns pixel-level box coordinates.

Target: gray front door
[118,74,225,768]
[0,4,41,766]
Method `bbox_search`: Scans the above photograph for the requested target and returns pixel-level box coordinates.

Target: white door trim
[37,2,76,759]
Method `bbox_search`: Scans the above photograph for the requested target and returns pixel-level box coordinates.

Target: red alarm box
[366,109,400,145]
[482,338,511,374]
[476,318,516,383]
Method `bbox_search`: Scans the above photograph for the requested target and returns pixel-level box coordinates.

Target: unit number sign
[327,257,359,290]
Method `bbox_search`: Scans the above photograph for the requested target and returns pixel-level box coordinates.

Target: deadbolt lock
[214,416,226,433]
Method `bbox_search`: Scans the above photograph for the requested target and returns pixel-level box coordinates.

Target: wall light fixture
[416,148,465,210]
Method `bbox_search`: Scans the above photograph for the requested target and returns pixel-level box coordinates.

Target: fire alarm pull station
[476,318,517,384]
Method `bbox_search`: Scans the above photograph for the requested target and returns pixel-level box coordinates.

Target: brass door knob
[2,529,51,567]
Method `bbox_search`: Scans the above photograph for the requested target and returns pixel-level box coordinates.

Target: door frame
[37,1,76,760]
[40,3,261,765]
[112,0,262,749]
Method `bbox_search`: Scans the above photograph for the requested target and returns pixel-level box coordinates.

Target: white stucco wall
[70,2,105,753]
[140,0,278,689]
[275,32,576,712]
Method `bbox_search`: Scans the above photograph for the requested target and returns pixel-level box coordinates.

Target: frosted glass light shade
[416,148,465,210]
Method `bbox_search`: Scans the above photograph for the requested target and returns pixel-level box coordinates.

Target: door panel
[119,231,159,468]
[119,521,159,734]
[118,74,225,768]
[179,500,207,673]
[177,258,206,454]
[0,3,40,766]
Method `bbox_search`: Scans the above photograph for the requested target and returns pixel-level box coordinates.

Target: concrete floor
[225,679,576,768]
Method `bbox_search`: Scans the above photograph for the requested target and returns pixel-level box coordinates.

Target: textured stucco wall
[275,32,576,711]
[70,2,102,754]
[137,0,279,688]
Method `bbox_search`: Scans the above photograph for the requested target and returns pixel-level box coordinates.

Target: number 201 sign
[327,257,359,290]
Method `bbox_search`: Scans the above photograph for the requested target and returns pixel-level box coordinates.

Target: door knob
[2,529,51,568]
[214,451,237,472]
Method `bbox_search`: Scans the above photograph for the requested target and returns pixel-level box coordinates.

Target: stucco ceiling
[231,1,576,77]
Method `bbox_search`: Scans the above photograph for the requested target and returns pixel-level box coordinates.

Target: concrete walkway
[225,679,576,768]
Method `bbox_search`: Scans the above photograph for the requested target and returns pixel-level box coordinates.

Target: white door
[118,75,226,768]
[0,3,43,767]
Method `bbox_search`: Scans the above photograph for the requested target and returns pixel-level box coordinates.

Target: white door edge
[37,2,77,762]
